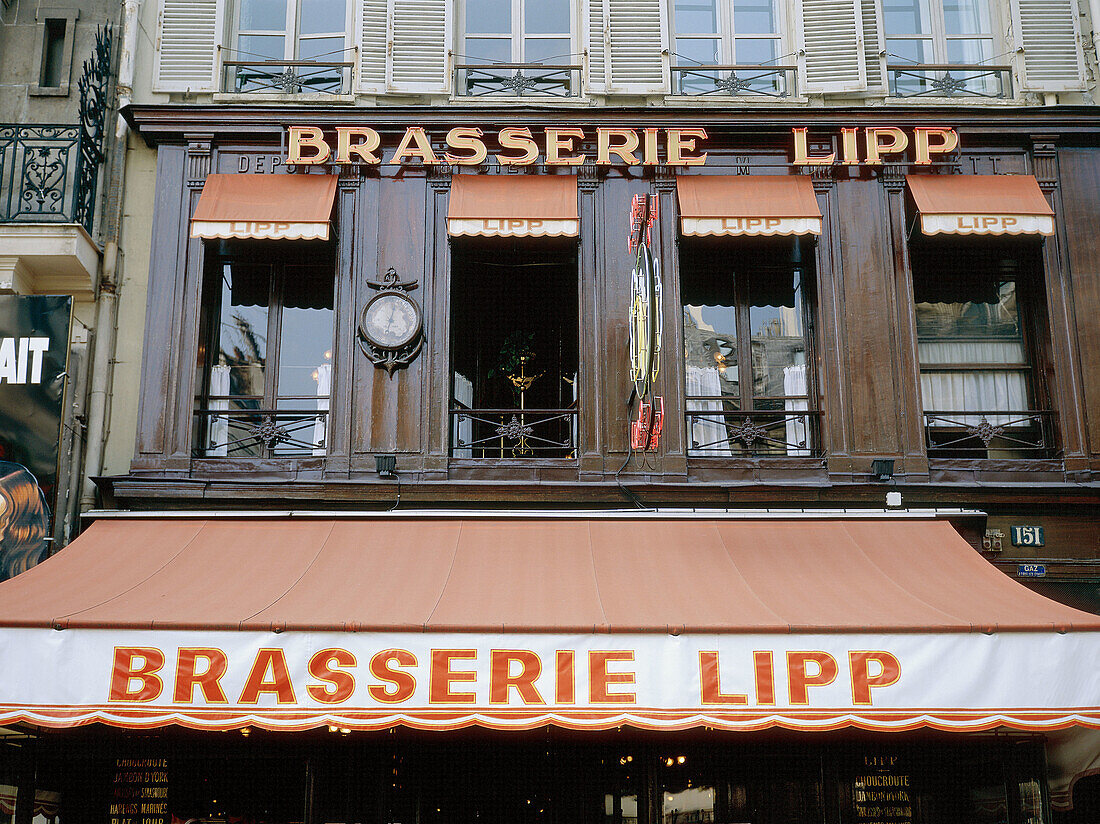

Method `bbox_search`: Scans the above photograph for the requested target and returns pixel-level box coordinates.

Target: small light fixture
[375,454,397,479]
[871,459,895,482]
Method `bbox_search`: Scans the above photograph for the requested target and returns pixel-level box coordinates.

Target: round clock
[360,291,422,350]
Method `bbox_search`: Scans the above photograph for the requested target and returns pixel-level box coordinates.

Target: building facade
[2,1,1100,824]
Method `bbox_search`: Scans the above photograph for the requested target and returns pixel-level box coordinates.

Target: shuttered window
[359,0,387,91]
[153,0,224,92]
[798,0,866,92]
[585,0,608,90]
[606,0,668,92]
[1011,0,1085,91]
[861,0,883,89]
[389,0,450,92]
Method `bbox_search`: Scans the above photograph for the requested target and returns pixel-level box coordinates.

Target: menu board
[110,758,168,824]
[851,755,912,824]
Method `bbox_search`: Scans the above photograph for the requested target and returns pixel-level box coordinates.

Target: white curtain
[685,365,731,456]
[453,373,473,458]
[919,340,1028,427]
[312,363,331,456]
[208,365,230,457]
[783,364,810,457]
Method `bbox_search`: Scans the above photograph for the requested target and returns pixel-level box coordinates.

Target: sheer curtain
[312,363,331,456]
[783,364,810,456]
[918,340,1028,427]
[685,365,731,456]
[207,365,230,457]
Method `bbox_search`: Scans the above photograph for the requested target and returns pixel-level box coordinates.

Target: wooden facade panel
[832,178,903,456]
[353,174,426,454]
[1053,149,1100,457]
[597,175,652,457]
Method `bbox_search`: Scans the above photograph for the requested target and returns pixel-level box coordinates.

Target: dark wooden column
[883,164,930,479]
[578,165,603,477]
[1031,135,1088,475]
[424,166,453,478]
[654,165,686,476]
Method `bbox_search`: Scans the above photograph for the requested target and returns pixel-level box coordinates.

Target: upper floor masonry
[139,0,1098,107]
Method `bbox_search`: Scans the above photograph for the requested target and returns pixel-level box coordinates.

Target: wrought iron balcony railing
[671,65,797,97]
[923,410,1057,459]
[455,63,581,97]
[193,408,329,459]
[0,26,110,231]
[686,405,822,458]
[887,63,1013,99]
[223,59,354,95]
[451,405,578,459]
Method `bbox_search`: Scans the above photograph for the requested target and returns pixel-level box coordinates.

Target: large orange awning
[907,174,1055,236]
[448,175,578,238]
[677,175,822,237]
[0,513,1097,744]
[190,173,337,241]
[0,514,1092,633]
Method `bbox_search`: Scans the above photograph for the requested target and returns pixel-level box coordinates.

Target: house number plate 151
[1010,526,1045,547]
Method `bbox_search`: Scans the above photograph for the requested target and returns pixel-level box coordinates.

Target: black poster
[0,295,72,582]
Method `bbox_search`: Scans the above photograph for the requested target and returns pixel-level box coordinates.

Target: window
[458,0,578,96]
[230,0,350,93]
[669,0,790,96]
[30,10,78,97]
[449,240,579,459]
[883,0,1006,96]
[194,240,335,459]
[912,239,1054,459]
[681,239,816,458]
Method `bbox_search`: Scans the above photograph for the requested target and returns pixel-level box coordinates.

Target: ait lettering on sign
[0,295,72,581]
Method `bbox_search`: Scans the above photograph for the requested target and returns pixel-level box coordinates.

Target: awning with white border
[0,512,1097,740]
[190,173,337,241]
[677,175,823,237]
[447,175,578,238]
[907,174,1055,236]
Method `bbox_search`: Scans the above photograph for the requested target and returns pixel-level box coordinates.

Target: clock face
[362,293,421,349]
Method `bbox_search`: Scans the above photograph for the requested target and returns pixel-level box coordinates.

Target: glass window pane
[300,0,346,35]
[278,265,334,399]
[944,0,990,35]
[675,37,721,65]
[238,33,286,60]
[526,0,569,34]
[946,37,992,65]
[748,270,805,399]
[682,264,739,404]
[465,37,512,63]
[467,0,511,34]
[214,262,270,398]
[297,36,345,91]
[734,38,778,65]
[886,37,930,64]
[239,0,286,31]
[524,37,571,64]
[883,0,931,35]
[675,0,718,34]
[733,0,776,35]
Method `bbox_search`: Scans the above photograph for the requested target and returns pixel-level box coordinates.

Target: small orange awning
[448,175,578,238]
[907,174,1055,236]
[190,173,337,241]
[677,175,822,237]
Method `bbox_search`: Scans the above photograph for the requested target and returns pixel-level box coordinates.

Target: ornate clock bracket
[357,267,425,375]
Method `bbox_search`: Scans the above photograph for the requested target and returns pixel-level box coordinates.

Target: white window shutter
[585,0,608,92]
[359,0,387,91]
[1012,0,1085,91]
[152,0,224,93]
[388,0,451,93]
[797,0,866,93]
[860,0,883,90]
[606,0,667,93]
